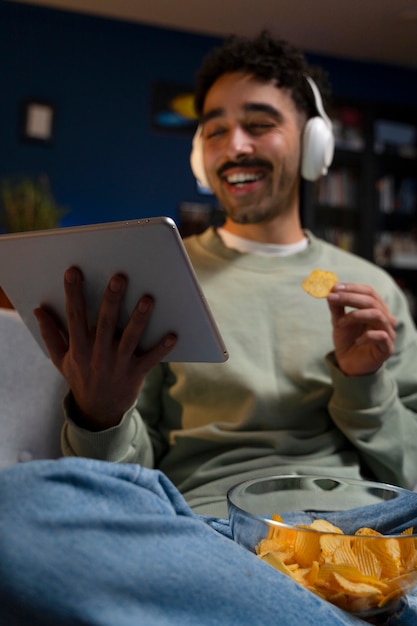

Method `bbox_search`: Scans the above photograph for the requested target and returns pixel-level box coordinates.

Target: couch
[0,308,66,469]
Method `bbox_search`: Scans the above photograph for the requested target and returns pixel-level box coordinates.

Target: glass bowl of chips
[227,475,417,623]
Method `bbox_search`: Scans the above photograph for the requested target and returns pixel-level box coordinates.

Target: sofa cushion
[0,308,66,468]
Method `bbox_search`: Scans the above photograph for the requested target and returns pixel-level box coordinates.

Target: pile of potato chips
[257,515,417,614]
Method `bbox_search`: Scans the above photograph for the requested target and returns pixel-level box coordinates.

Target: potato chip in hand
[302,269,338,298]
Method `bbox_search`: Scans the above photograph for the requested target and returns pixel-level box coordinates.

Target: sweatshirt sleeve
[61,394,155,466]
[326,325,417,489]
[61,363,170,465]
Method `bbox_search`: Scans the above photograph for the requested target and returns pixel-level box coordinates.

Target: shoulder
[183,227,221,253]
[309,232,398,290]
[183,227,239,268]
[308,232,416,323]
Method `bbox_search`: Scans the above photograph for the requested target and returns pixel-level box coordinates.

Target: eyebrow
[201,103,283,124]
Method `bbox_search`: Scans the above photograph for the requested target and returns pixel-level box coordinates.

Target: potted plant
[0,175,67,308]
[0,175,66,233]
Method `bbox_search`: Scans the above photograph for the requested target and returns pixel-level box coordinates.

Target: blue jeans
[0,458,416,626]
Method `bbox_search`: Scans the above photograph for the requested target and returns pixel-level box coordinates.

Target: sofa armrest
[0,309,67,468]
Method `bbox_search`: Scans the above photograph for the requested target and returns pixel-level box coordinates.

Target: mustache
[217,159,272,176]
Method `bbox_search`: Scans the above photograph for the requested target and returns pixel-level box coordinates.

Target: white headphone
[190,75,334,189]
[301,76,334,181]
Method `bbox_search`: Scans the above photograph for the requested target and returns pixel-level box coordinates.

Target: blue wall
[1,0,416,227]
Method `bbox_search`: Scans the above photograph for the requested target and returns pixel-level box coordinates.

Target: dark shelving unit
[302,99,417,318]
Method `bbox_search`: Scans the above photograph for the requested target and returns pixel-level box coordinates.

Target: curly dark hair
[194,31,331,119]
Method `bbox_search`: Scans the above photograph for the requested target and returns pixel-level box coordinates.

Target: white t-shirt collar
[217,227,309,256]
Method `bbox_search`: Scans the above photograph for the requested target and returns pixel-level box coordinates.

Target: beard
[224,197,284,224]
[218,168,299,225]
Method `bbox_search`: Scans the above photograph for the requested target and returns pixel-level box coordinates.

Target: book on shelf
[331,106,365,152]
[315,227,356,252]
[377,176,417,214]
[374,231,417,268]
[317,169,358,208]
[374,119,417,158]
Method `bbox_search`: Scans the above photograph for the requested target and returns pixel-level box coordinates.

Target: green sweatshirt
[63,229,417,516]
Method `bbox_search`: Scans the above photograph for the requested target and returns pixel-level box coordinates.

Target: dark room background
[1,0,416,229]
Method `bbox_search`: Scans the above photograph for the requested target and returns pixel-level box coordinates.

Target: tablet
[0,216,228,363]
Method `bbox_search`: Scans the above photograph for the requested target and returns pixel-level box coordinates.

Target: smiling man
[31,32,417,519]
[2,30,417,626]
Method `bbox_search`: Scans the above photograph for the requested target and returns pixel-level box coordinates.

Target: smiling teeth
[226,173,261,184]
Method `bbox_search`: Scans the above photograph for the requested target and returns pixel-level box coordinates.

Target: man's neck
[221,215,305,245]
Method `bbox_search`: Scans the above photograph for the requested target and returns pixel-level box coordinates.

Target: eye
[205,126,227,140]
[246,121,275,134]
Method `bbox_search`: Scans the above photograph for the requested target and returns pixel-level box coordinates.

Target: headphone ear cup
[190,127,211,191]
[301,116,335,182]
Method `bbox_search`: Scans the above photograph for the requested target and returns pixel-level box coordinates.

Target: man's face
[201,72,305,225]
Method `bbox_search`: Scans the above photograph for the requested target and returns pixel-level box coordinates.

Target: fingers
[116,294,154,357]
[33,306,68,369]
[63,267,176,369]
[93,274,128,362]
[354,328,395,355]
[33,269,176,427]
[119,294,177,361]
[64,267,90,356]
[93,276,176,367]
[327,283,397,373]
[336,307,396,342]
[327,283,397,334]
[132,333,177,372]
[328,283,397,328]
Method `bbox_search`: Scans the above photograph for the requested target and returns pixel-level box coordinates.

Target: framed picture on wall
[20,100,55,144]
[151,82,198,133]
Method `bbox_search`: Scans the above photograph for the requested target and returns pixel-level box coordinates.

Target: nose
[225,126,254,159]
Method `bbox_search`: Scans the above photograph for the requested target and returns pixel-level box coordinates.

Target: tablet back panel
[0,217,228,363]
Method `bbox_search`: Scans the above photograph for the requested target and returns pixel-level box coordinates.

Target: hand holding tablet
[0,217,228,363]
[0,217,228,427]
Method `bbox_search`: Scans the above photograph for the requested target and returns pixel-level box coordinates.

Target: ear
[190,126,212,191]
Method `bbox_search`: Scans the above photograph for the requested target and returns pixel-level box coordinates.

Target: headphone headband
[304,75,331,125]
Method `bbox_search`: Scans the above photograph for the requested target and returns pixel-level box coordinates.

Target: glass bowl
[227,475,417,623]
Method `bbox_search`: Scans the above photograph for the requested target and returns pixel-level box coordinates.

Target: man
[2,31,417,626]
[33,32,417,519]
